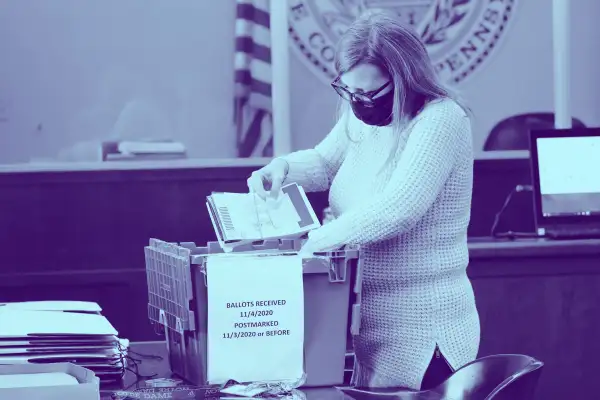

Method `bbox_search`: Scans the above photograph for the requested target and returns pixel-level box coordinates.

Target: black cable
[490,184,540,239]
[128,348,164,361]
[111,341,163,391]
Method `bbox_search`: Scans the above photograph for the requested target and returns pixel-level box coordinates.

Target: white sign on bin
[206,253,305,384]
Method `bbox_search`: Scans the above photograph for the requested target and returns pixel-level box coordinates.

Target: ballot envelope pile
[0,301,128,382]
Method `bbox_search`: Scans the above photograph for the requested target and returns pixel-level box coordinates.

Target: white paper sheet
[0,310,118,337]
[0,301,101,313]
[209,183,320,243]
[0,352,121,364]
[206,253,305,384]
[0,344,116,354]
[0,372,79,388]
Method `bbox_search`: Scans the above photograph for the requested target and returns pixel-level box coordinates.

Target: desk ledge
[468,237,600,259]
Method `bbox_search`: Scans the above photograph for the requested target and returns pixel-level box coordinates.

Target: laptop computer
[529,127,600,239]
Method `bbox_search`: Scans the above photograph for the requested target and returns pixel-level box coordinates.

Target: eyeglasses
[331,76,392,105]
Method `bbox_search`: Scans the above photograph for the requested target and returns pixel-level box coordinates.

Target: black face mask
[351,89,394,126]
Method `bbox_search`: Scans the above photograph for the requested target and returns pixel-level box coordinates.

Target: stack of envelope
[0,301,128,382]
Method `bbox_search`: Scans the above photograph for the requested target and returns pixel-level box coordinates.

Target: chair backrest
[337,354,544,400]
[484,113,586,151]
[428,354,544,400]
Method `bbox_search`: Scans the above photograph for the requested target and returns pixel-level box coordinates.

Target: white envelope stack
[0,301,128,382]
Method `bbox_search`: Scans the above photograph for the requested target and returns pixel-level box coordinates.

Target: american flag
[234,0,273,157]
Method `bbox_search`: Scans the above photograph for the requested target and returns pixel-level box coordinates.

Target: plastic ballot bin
[144,238,362,387]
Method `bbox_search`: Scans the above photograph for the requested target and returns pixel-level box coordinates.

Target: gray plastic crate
[144,238,362,387]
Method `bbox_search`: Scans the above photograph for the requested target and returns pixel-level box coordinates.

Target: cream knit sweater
[279,98,480,389]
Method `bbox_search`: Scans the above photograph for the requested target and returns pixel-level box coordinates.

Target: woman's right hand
[247,158,289,200]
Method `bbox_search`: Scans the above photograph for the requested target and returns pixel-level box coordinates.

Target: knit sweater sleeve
[276,113,350,192]
[302,100,471,252]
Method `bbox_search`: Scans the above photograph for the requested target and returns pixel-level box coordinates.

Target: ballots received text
[206,253,305,384]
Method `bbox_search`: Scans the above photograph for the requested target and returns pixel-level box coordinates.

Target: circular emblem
[288,0,515,85]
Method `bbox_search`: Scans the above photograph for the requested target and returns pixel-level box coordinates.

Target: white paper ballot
[0,372,79,388]
[0,301,102,313]
[206,183,320,249]
[0,309,118,337]
[206,253,305,384]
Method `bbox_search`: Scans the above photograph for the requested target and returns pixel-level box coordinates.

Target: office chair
[483,112,586,151]
[338,354,544,400]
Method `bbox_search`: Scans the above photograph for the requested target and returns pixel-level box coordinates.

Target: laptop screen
[535,134,600,218]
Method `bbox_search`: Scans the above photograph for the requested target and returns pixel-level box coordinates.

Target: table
[100,341,347,399]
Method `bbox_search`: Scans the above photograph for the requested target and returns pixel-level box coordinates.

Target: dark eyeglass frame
[331,76,392,105]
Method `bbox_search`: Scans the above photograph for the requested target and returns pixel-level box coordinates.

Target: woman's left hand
[298,243,315,259]
[298,235,321,258]
[299,234,342,258]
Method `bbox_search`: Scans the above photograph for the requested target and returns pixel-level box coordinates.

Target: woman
[247,10,480,390]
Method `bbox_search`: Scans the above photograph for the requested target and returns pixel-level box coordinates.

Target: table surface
[467,236,600,259]
[0,157,271,173]
[98,341,449,399]
[0,152,531,174]
[100,341,348,400]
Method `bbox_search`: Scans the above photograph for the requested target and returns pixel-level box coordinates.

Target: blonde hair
[334,9,472,173]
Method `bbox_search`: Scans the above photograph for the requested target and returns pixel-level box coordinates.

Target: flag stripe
[234,52,271,84]
[234,37,271,63]
[238,109,265,157]
[255,111,273,156]
[236,3,270,28]
[235,19,271,48]
[234,70,272,97]
[234,84,271,114]
[234,0,273,158]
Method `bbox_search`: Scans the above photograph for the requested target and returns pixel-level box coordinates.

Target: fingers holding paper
[299,235,320,258]
[299,230,343,258]
[269,172,285,200]
[297,245,314,259]
[247,172,269,200]
[247,159,289,200]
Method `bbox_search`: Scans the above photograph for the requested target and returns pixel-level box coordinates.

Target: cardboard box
[0,362,100,400]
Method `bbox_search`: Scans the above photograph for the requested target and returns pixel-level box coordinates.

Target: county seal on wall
[288,0,515,85]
